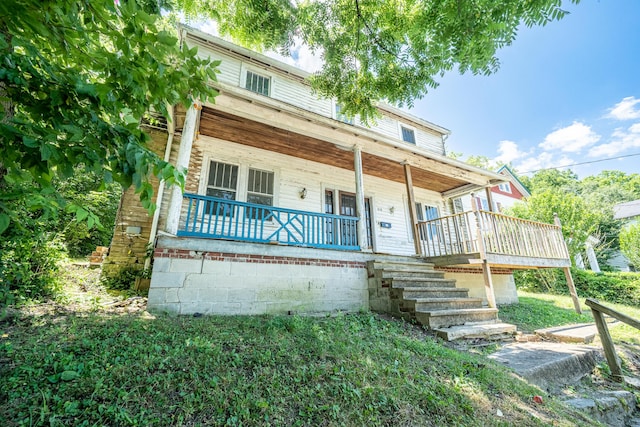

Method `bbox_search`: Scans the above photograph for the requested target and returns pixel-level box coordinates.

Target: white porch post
[353,145,368,251]
[166,101,201,235]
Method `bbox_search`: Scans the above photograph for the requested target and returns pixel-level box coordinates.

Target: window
[498,182,512,193]
[246,168,274,219]
[245,70,270,96]
[206,161,238,215]
[401,126,416,144]
[474,196,489,211]
[416,203,439,239]
[335,104,354,125]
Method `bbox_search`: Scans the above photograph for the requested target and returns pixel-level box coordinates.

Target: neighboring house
[608,200,640,271]
[456,165,530,213]
[106,27,573,336]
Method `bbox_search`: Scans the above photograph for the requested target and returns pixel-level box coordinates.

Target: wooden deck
[416,210,571,269]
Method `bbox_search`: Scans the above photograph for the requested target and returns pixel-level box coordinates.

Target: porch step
[406,297,484,311]
[381,270,445,279]
[395,287,470,299]
[369,258,515,340]
[415,308,500,329]
[388,277,457,288]
[434,322,517,341]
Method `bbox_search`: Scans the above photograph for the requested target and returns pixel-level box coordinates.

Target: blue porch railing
[178,193,360,250]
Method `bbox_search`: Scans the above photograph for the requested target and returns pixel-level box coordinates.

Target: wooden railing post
[584,298,640,382]
[554,213,582,314]
[472,193,496,309]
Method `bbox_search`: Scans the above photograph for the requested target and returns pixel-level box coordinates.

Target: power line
[520,152,640,174]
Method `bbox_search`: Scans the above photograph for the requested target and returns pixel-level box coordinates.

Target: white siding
[188,38,447,156]
[415,129,444,154]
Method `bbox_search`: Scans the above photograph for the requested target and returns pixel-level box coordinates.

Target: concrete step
[434,322,517,341]
[396,287,470,299]
[370,260,435,270]
[381,270,445,279]
[487,342,603,393]
[388,277,457,288]
[406,297,484,311]
[416,308,499,329]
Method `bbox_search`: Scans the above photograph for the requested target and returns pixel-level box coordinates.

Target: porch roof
[196,99,506,197]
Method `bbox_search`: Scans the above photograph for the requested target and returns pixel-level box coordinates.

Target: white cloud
[538,121,601,153]
[606,96,640,121]
[588,122,640,157]
[494,140,527,164]
[514,152,575,173]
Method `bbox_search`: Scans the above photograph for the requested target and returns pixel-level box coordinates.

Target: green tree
[0,0,219,234]
[620,223,640,270]
[507,189,600,263]
[178,0,579,120]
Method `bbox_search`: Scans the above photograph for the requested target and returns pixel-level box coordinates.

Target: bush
[100,265,149,291]
[0,230,66,306]
[514,268,640,306]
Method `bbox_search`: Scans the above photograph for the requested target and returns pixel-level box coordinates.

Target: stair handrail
[585,298,640,382]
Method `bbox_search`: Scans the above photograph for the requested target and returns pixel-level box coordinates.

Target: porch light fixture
[389,206,395,214]
[300,188,307,199]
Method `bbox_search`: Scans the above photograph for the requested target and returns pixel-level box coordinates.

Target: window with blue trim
[416,203,439,239]
[245,70,270,96]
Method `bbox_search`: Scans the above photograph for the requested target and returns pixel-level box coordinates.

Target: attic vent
[140,111,168,131]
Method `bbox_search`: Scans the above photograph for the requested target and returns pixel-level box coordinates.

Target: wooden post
[587,303,624,381]
[554,213,582,314]
[403,162,422,256]
[166,101,201,235]
[485,186,495,212]
[353,145,369,251]
[482,260,497,309]
[472,193,496,308]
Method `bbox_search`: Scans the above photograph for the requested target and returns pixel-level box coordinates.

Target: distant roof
[613,200,640,220]
[495,165,531,197]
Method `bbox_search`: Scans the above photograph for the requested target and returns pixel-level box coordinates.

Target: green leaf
[76,207,89,222]
[0,213,9,234]
[60,371,79,381]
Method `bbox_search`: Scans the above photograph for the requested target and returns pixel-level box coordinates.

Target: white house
[608,200,640,271]
[106,27,573,338]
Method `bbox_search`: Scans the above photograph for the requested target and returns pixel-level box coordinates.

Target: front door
[325,191,372,249]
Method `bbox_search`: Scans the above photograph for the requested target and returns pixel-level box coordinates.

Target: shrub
[514,268,640,306]
[100,265,149,291]
[0,230,66,306]
[620,223,640,270]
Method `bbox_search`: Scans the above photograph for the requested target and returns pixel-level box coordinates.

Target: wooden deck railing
[178,193,360,250]
[416,210,570,260]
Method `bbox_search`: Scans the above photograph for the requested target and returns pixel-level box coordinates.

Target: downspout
[144,126,175,271]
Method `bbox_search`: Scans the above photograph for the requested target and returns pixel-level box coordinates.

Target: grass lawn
[498,291,640,346]
[0,276,597,426]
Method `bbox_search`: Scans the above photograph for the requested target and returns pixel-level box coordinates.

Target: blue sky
[199,1,640,178]
[410,0,640,178]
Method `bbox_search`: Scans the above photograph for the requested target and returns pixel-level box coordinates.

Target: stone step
[397,287,470,299]
[388,277,457,288]
[370,260,435,270]
[564,390,638,427]
[381,270,445,279]
[434,322,517,341]
[404,297,484,312]
[416,308,499,329]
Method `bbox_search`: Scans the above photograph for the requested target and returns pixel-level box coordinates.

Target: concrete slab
[535,323,597,344]
[434,322,517,341]
[488,342,603,392]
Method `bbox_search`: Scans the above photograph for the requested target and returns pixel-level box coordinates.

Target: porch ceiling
[199,107,472,194]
